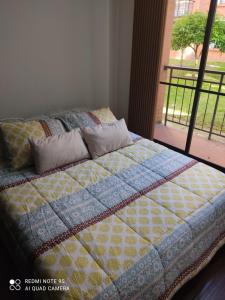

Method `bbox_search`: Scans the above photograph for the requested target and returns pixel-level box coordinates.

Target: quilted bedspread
[0,136,225,300]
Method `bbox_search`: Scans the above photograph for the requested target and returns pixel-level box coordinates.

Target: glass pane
[154,0,210,151]
[170,0,210,69]
[190,2,225,168]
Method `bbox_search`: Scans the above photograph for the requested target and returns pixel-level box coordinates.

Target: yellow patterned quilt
[0,137,225,300]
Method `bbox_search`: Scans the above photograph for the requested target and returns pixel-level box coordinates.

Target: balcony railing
[161,65,225,140]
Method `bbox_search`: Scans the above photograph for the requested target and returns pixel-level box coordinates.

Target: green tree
[212,16,225,53]
[172,12,225,66]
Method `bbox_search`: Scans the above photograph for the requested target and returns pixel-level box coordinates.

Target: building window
[209,42,216,49]
[175,0,193,17]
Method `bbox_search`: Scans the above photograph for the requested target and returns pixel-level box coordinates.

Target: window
[175,0,192,17]
[209,42,216,49]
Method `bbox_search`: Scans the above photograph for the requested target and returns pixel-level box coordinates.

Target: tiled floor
[154,123,225,168]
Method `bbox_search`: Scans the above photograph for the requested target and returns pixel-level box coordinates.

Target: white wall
[0,0,111,118]
[0,0,134,119]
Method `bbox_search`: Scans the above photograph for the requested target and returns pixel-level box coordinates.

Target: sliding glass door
[190,1,225,166]
[154,0,225,170]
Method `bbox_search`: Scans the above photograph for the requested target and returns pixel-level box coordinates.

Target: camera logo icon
[9,279,21,291]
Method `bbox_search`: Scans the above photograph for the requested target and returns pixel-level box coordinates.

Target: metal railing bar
[171,76,198,81]
[160,81,196,90]
[160,81,225,96]
[164,65,199,72]
[208,74,224,139]
[164,68,173,126]
[202,83,211,130]
[172,78,180,121]
[171,75,221,85]
[164,65,225,75]
[199,88,225,97]
[165,119,225,138]
[186,86,193,126]
[179,79,186,123]
[219,112,225,135]
[193,127,224,137]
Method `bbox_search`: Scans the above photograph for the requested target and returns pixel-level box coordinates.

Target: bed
[0,112,225,300]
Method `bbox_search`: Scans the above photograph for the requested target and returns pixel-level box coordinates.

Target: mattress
[0,136,225,300]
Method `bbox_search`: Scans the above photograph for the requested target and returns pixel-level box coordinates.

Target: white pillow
[82,119,133,159]
[30,129,90,174]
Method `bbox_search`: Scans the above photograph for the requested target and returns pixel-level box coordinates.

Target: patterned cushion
[56,107,117,131]
[0,119,65,169]
[91,107,117,124]
[0,118,34,169]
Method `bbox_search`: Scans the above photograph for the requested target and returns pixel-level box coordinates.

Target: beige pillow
[82,119,133,159]
[30,129,90,174]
